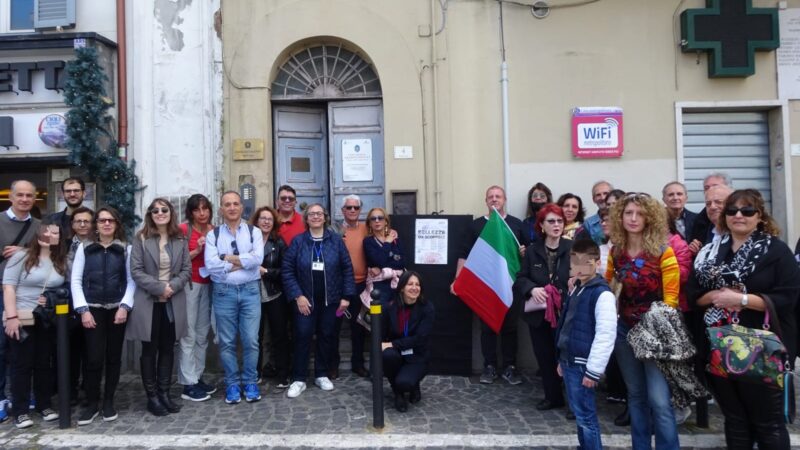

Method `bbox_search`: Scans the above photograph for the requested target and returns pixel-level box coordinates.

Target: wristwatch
[741,294,749,307]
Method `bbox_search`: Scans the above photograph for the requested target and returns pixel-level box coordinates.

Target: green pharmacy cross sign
[681,0,779,78]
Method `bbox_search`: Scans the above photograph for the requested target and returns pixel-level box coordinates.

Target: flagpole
[492,206,521,248]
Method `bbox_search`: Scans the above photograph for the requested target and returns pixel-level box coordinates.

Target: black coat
[260,236,286,297]
[687,207,712,246]
[381,298,435,364]
[513,238,572,327]
[687,236,800,361]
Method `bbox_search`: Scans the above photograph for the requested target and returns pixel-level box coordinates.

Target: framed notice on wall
[571,107,624,158]
[342,139,373,181]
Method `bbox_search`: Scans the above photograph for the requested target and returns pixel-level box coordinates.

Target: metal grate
[271,45,382,100]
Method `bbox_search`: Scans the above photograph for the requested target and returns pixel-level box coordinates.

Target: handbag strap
[0,220,32,264]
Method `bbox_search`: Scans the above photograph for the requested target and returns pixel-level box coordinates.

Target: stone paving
[0,370,798,449]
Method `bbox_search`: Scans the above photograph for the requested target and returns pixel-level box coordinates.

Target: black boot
[393,388,408,413]
[141,356,168,417]
[409,383,422,404]
[157,353,181,414]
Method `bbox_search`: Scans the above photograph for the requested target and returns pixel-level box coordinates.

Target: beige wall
[222,0,798,243]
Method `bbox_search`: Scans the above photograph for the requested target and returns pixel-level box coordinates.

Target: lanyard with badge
[312,240,324,271]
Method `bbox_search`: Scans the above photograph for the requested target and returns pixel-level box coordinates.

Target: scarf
[694,231,771,325]
[543,284,562,328]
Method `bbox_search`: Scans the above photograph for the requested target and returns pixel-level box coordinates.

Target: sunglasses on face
[344,205,361,211]
[150,207,170,215]
[725,206,758,217]
[279,196,296,202]
[97,218,116,224]
[545,218,564,225]
[369,216,385,222]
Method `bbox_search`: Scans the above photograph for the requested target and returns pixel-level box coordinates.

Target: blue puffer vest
[82,241,127,305]
[281,229,356,307]
[555,276,610,364]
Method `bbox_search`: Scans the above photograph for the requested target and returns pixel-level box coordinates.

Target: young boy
[556,239,617,450]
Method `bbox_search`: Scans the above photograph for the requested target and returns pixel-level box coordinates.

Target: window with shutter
[33,0,75,30]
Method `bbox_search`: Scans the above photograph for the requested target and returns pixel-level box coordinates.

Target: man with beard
[49,177,87,238]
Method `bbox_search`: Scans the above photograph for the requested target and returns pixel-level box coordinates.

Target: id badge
[401,348,414,356]
[312,261,325,271]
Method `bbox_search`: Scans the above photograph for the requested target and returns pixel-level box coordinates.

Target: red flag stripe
[453,267,509,334]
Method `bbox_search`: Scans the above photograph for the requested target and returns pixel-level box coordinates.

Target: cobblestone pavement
[1,371,799,449]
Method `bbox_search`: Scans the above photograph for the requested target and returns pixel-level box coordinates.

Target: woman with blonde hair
[605,193,681,450]
[127,198,191,416]
[363,207,405,305]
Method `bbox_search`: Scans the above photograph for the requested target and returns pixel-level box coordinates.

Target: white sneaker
[286,381,306,398]
[314,376,334,391]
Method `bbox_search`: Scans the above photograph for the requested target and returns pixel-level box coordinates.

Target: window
[10,0,33,30]
[0,0,75,33]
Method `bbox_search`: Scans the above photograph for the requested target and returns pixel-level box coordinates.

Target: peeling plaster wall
[129,0,222,213]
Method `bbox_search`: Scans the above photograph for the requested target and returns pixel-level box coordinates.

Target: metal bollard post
[369,289,384,429]
[696,397,709,428]
[55,297,71,428]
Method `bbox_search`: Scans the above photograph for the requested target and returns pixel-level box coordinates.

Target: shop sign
[0,60,67,93]
[38,113,67,148]
[571,107,623,158]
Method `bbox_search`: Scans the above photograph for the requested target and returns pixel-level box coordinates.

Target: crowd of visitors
[1,173,799,450]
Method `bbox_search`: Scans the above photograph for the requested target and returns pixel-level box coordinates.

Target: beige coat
[126,234,191,342]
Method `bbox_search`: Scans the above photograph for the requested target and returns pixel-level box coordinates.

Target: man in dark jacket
[47,177,86,238]
[688,172,731,255]
[662,181,697,241]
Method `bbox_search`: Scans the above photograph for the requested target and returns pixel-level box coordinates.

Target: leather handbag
[2,309,35,327]
[706,310,789,389]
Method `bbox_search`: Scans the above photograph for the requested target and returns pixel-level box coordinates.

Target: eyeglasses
[73,220,91,226]
[725,206,758,217]
[307,211,325,218]
[545,218,564,225]
[531,193,548,200]
[97,218,116,224]
[369,216,385,222]
[279,196,296,202]
[63,189,82,194]
[344,205,361,211]
[150,207,170,215]
[258,217,274,223]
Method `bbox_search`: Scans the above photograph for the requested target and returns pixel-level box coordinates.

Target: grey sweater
[0,211,40,278]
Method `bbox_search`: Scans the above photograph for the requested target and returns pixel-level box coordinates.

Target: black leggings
[141,303,176,361]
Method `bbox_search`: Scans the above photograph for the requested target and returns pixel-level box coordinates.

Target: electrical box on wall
[0,116,14,148]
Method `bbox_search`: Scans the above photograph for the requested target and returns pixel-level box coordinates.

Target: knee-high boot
[156,351,181,413]
[141,356,168,416]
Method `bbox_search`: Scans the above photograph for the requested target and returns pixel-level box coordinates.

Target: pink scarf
[544,284,562,328]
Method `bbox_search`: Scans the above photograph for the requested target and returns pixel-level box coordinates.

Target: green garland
[64,47,142,235]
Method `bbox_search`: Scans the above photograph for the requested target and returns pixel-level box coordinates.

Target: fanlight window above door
[271,45,382,100]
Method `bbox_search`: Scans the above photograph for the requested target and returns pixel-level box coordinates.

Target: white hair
[341,194,362,209]
[703,172,732,188]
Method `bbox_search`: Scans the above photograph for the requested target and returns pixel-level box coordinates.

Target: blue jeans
[212,281,261,387]
[0,292,6,401]
[292,299,338,381]
[561,360,602,450]
[615,323,679,450]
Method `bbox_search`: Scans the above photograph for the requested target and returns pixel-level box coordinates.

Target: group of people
[0,180,433,430]
[2,173,800,450]
[455,177,800,450]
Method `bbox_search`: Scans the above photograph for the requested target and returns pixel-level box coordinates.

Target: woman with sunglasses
[364,207,405,306]
[688,189,800,449]
[176,194,216,402]
[127,199,191,416]
[282,203,355,398]
[70,207,134,425]
[522,183,553,245]
[250,206,291,388]
[605,193,681,450]
[4,223,67,428]
[513,203,569,412]
[557,193,585,240]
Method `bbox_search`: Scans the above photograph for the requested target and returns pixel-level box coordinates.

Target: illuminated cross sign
[680,0,779,78]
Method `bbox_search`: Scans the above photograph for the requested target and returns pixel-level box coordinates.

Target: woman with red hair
[513,203,570,412]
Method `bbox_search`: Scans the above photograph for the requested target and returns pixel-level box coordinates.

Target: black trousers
[382,347,427,393]
[527,320,563,404]
[480,296,522,368]
[333,282,367,370]
[257,296,291,381]
[83,307,127,406]
[141,303,176,360]
[9,321,54,416]
[708,374,789,450]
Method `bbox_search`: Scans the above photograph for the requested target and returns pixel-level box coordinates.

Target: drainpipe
[430,0,441,212]
[499,1,510,196]
[116,0,129,160]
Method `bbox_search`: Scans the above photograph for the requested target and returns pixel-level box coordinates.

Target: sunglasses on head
[725,206,758,217]
[150,207,170,215]
[624,192,651,201]
[344,205,361,211]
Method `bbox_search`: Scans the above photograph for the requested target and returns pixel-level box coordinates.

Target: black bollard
[696,397,709,428]
[369,288,384,429]
[55,297,71,428]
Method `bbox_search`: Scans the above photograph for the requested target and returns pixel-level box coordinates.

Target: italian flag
[453,208,521,333]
